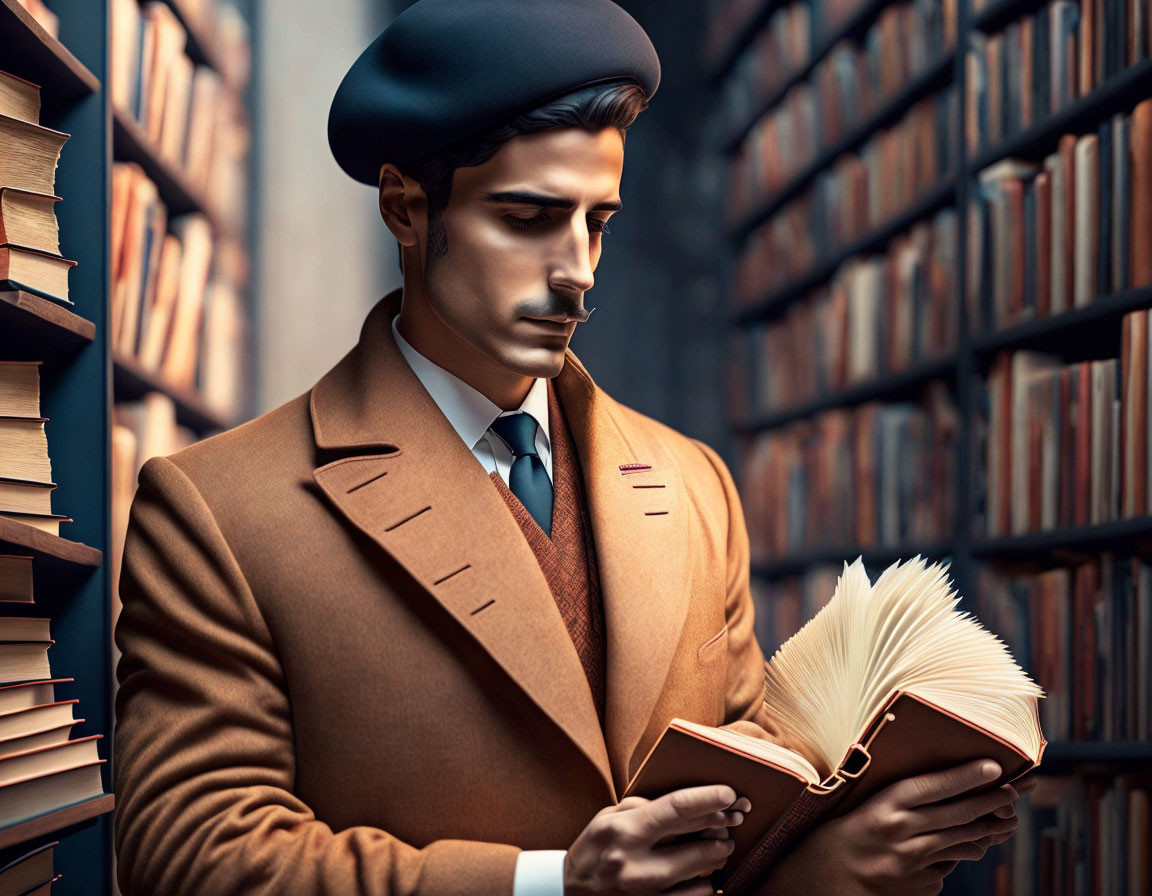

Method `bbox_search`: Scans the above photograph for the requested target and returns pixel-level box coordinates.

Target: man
[112,2,1027,894]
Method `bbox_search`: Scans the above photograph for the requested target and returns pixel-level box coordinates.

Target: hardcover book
[623,557,1045,895]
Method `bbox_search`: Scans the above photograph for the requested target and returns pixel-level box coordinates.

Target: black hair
[388,79,649,270]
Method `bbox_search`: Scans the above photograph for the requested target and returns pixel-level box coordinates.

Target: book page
[761,557,1044,778]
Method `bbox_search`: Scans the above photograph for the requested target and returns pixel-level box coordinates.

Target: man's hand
[564,785,751,895]
[757,759,1033,895]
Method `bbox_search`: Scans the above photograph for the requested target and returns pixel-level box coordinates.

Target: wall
[253,0,395,413]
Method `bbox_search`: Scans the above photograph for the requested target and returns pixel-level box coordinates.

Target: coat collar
[310,289,693,798]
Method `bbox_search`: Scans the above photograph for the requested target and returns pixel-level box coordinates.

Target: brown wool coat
[112,287,783,896]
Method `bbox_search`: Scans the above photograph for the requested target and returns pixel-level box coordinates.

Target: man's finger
[640,786,739,841]
[886,760,1002,809]
[913,812,1018,858]
[641,836,735,889]
[907,783,1016,833]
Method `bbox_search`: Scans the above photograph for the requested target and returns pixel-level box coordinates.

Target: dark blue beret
[328,0,661,185]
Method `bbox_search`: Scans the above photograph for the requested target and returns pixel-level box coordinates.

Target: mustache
[515,297,596,323]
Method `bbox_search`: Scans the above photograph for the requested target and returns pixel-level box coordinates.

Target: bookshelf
[713,0,1152,887]
[0,0,256,892]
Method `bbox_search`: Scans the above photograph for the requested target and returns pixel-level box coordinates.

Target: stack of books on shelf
[740,208,957,418]
[978,307,1152,537]
[977,555,1150,744]
[0,363,69,537]
[967,0,1150,158]
[0,840,61,894]
[729,0,955,202]
[739,382,957,561]
[749,568,838,653]
[10,0,59,38]
[967,98,1152,333]
[732,86,959,305]
[0,71,75,307]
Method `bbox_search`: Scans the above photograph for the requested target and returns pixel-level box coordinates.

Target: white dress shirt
[391,315,567,895]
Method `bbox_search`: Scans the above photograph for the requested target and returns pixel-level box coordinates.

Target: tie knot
[490,412,540,458]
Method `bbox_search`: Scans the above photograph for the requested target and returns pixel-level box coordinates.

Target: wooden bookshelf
[0,794,115,852]
[706,0,782,87]
[0,0,97,104]
[730,51,956,241]
[113,352,231,435]
[723,0,893,152]
[111,108,227,235]
[737,352,956,433]
[0,0,256,890]
[0,290,95,350]
[733,176,959,323]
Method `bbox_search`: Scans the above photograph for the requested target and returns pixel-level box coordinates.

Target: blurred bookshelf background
[1,0,1149,892]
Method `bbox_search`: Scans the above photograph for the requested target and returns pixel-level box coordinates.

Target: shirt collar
[391,314,551,452]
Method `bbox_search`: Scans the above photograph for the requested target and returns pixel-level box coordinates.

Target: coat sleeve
[113,455,521,896]
[690,440,796,751]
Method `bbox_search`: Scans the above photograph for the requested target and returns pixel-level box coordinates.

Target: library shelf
[969,57,1152,173]
[0,291,95,350]
[113,353,230,436]
[1039,742,1152,769]
[0,0,98,103]
[970,0,1049,32]
[157,0,228,78]
[971,516,1152,559]
[0,517,102,571]
[751,542,953,579]
[706,0,783,87]
[736,353,956,434]
[733,176,959,325]
[970,285,1152,358]
[730,50,956,242]
[111,108,227,236]
[723,0,892,153]
[0,794,114,852]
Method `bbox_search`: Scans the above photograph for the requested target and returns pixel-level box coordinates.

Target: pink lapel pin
[619,463,652,475]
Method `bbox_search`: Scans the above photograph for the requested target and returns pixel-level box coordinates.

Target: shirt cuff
[513,849,567,896]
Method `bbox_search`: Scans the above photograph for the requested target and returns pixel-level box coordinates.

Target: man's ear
[378,163,424,248]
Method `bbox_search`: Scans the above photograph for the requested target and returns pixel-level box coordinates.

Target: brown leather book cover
[1131,100,1152,288]
[682,692,1043,895]
[1079,0,1097,95]
[1137,311,1150,515]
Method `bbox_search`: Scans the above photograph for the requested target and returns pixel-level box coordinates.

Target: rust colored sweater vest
[488,381,608,724]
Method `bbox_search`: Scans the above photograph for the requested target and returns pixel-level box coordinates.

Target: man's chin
[496,345,569,380]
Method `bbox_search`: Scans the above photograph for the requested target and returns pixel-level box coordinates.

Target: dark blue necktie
[489,412,553,537]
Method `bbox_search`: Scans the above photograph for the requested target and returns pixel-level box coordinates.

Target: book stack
[967,99,1152,332]
[732,86,959,305]
[10,0,59,39]
[740,382,958,561]
[0,362,69,537]
[0,71,75,306]
[109,0,253,236]
[977,555,1151,744]
[729,0,956,202]
[967,0,1150,157]
[741,208,957,418]
[0,676,105,830]
[0,840,61,894]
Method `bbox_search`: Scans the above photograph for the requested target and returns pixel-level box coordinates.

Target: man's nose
[550,221,596,294]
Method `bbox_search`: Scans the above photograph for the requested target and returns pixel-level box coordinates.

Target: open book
[623,556,1046,896]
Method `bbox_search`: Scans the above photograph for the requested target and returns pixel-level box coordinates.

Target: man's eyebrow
[482,190,623,212]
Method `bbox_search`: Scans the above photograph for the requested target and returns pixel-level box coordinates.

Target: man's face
[420,125,624,379]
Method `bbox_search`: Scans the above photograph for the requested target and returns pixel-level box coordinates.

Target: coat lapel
[309,290,613,798]
[553,357,693,795]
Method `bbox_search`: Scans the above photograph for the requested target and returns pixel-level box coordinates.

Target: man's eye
[506,214,549,229]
